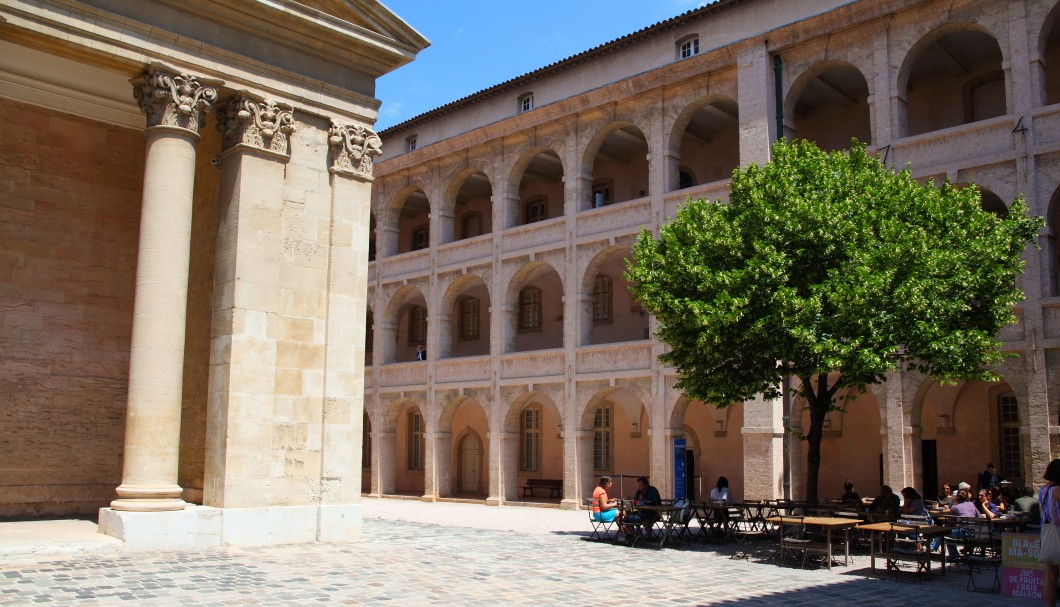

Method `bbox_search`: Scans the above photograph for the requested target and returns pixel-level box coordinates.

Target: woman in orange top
[592,476,619,523]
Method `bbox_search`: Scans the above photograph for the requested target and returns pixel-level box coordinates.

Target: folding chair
[585,498,618,542]
[885,522,932,582]
[779,517,830,568]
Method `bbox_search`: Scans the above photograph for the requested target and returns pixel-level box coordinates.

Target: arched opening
[673,397,744,501]
[671,99,740,191]
[587,125,649,209]
[504,393,565,503]
[513,149,564,227]
[445,398,490,497]
[1041,7,1060,105]
[790,64,871,151]
[581,247,649,345]
[395,188,430,254]
[904,29,1006,137]
[506,262,564,353]
[796,390,882,502]
[578,387,651,500]
[394,404,426,496]
[979,189,1008,217]
[442,274,491,359]
[390,288,427,363]
[449,171,493,243]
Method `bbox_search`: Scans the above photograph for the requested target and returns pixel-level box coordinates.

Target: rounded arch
[666,96,740,191]
[1039,2,1060,106]
[443,168,494,243]
[505,260,565,306]
[384,284,428,325]
[898,24,1008,137]
[387,185,432,255]
[581,121,651,209]
[503,391,563,434]
[439,395,490,433]
[578,245,647,346]
[384,285,428,363]
[579,386,651,432]
[505,261,565,353]
[507,147,565,228]
[442,273,491,310]
[382,397,421,433]
[785,61,871,150]
[440,273,491,359]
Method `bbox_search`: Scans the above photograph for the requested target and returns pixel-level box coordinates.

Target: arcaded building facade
[0,0,426,547]
[363,0,1060,509]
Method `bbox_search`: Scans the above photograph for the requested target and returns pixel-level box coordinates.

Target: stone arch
[1046,185,1060,296]
[502,391,565,502]
[897,24,1008,137]
[578,244,647,346]
[384,285,428,363]
[785,61,871,150]
[440,273,491,358]
[504,261,565,353]
[666,96,740,191]
[1037,0,1060,106]
[443,168,493,243]
[387,185,432,255]
[507,147,565,228]
[580,121,651,210]
[441,396,490,496]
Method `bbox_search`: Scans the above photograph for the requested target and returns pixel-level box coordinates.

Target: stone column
[112,66,220,512]
[373,430,396,495]
[486,431,513,506]
[204,93,294,509]
[742,391,785,500]
[737,44,775,168]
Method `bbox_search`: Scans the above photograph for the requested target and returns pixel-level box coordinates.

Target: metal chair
[585,498,618,542]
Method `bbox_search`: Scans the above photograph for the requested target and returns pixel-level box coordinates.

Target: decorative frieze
[328,122,382,180]
[131,65,220,134]
[218,93,295,156]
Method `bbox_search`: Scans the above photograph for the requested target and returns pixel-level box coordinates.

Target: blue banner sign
[673,437,687,500]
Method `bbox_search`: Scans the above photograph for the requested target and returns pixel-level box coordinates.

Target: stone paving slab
[0,503,1041,606]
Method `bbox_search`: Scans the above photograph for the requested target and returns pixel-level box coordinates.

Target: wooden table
[624,504,685,548]
[859,521,951,577]
[766,516,861,569]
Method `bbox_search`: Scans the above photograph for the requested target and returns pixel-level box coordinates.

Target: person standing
[415,344,426,361]
[979,462,999,491]
[1038,459,1060,607]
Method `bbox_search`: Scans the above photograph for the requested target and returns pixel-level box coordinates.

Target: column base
[98,504,362,550]
[110,498,186,512]
[485,496,504,506]
[560,498,581,511]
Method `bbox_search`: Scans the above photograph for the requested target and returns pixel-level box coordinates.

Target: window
[519,286,542,332]
[365,313,374,353]
[406,135,417,152]
[408,305,427,345]
[678,170,694,190]
[524,197,547,224]
[368,237,376,262]
[591,181,612,208]
[678,36,699,60]
[459,297,480,341]
[407,410,424,470]
[519,92,534,113]
[461,212,483,239]
[362,411,371,469]
[593,405,613,471]
[411,226,429,251]
[521,406,541,472]
[998,393,1022,479]
[593,275,613,325]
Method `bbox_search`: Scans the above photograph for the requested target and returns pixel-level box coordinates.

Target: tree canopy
[626,139,1042,504]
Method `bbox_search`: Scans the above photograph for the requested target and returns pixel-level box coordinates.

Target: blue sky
[375,1,712,130]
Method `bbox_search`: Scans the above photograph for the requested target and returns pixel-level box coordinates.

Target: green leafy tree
[626,139,1042,505]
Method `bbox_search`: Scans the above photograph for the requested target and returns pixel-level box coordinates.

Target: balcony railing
[500,348,564,379]
[576,196,652,238]
[379,248,430,280]
[501,216,565,254]
[437,234,493,269]
[663,180,730,221]
[435,355,491,384]
[576,341,653,374]
[378,361,428,388]
[890,115,1016,174]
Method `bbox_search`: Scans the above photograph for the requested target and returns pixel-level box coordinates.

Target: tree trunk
[802,373,833,508]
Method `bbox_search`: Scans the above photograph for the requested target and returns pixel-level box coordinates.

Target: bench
[521,478,563,498]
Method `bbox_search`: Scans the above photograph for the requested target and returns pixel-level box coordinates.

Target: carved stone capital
[328,122,382,181]
[131,65,221,135]
[218,93,295,157]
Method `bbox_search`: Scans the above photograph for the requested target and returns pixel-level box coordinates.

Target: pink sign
[1001,533,1043,600]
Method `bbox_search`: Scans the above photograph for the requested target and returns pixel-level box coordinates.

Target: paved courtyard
[0,499,1040,606]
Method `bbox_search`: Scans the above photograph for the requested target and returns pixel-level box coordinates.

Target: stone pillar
[870,26,894,149]
[737,44,775,168]
[576,430,595,507]
[373,430,396,495]
[742,391,785,500]
[875,371,915,491]
[203,93,294,510]
[111,66,220,512]
[422,428,443,500]
[319,120,380,539]
[486,431,512,506]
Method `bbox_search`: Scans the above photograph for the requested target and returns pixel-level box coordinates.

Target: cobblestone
[0,501,1040,606]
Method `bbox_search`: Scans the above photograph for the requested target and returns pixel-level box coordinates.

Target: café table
[766,515,861,569]
[623,503,686,548]
[859,520,951,577]
[693,502,736,543]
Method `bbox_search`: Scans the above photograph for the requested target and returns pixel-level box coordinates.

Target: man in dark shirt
[634,476,662,506]
[979,463,999,491]
[870,484,901,515]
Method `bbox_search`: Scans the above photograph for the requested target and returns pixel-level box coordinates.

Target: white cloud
[380,100,404,119]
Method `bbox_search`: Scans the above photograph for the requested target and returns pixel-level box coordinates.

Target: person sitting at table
[990,486,1009,514]
[623,477,662,534]
[840,481,860,505]
[900,487,931,519]
[938,483,953,505]
[1015,487,1040,519]
[869,484,901,516]
[592,476,619,524]
[976,489,998,520]
[948,490,980,518]
[710,476,731,504]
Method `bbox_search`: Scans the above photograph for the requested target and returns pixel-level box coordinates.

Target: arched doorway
[457,431,484,494]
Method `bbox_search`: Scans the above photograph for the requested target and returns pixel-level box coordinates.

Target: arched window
[406,134,417,152]
[593,275,613,325]
[411,226,429,251]
[461,212,483,239]
[519,286,542,332]
[998,393,1022,481]
[459,297,480,341]
[407,410,424,470]
[520,406,541,472]
[593,405,613,471]
[519,92,534,113]
[678,35,700,60]
[408,306,427,345]
[524,197,547,224]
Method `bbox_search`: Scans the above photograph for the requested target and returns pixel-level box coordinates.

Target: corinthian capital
[218,94,295,156]
[328,122,382,181]
[131,65,221,134]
